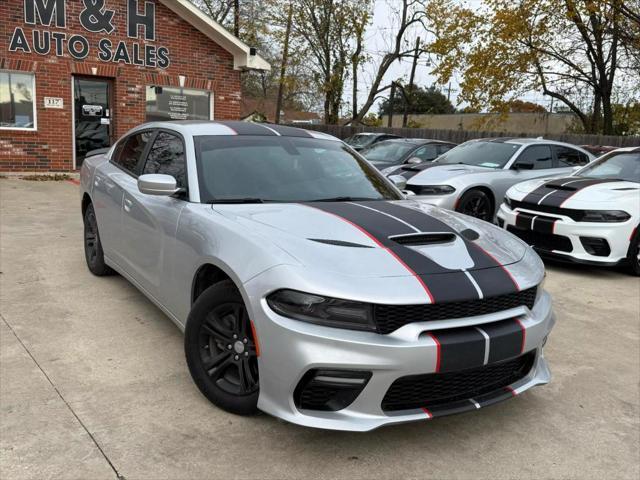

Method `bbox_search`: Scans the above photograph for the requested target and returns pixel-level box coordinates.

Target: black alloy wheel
[199,302,259,396]
[185,280,260,415]
[83,203,113,276]
[456,190,493,222]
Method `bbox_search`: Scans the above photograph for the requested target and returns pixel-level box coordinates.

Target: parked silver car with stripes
[79,121,555,431]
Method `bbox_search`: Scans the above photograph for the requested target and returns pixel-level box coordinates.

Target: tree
[379,85,455,115]
[349,0,430,124]
[501,100,547,113]
[426,0,636,134]
[289,0,373,124]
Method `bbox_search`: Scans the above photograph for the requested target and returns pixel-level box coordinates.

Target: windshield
[577,151,640,183]
[436,141,521,169]
[345,134,376,147]
[194,135,402,203]
[360,142,416,163]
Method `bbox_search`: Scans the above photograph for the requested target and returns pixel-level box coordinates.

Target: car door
[119,130,189,298]
[91,131,152,266]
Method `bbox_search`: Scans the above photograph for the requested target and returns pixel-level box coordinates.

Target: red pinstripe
[427,332,441,373]
[421,407,433,418]
[472,243,521,291]
[302,205,436,303]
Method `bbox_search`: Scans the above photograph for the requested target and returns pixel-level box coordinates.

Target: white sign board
[44,97,64,109]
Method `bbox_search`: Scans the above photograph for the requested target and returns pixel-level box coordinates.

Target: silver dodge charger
[80,121,555,431]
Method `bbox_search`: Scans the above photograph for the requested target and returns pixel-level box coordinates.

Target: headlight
[267,290,376,331]
[413,185,456,195]
[580,210,630,222]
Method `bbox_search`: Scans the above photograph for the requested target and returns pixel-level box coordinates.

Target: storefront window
[146,86,211,122]
[0,71,36,129]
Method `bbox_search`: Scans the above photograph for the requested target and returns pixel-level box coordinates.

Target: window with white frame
[0,71,36,130]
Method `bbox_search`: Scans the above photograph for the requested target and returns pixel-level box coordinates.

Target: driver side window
[514,145,553,170]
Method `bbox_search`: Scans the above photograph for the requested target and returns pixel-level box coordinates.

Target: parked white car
[498,147,640,274]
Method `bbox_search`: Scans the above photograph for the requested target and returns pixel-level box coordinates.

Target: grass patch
[21,174,72,181]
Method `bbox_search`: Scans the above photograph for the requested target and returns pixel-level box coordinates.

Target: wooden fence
[289,124,640,147]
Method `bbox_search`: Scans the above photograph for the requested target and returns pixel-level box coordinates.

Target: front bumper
[244,273,555,431]
[497,203,633,265]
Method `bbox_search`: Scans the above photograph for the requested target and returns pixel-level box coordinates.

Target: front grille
[511,200,584,221]
[373,287,537,334]
[507,225,573,253]
[382,351,535,411]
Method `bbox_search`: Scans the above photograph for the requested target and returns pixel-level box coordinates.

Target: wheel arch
[456,185,496,215]
[191,261,242,306]
[81,193,92,218]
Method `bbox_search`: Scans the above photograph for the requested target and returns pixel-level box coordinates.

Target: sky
[354,0,553,116]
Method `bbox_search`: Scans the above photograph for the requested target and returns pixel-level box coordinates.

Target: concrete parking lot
[1,177,638,480]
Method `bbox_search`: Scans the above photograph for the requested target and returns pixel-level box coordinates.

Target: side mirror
[138,174,179,196]
[388,174,407,190]
[514,162,534,171]
[406,156,423,165]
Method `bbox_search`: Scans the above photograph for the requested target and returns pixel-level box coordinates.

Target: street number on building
[44,97,64,109]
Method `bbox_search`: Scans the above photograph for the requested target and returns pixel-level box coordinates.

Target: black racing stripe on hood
[305,202,479,302]
[359,201,520,295]
[535,178,621,207]
[521,177,576,204]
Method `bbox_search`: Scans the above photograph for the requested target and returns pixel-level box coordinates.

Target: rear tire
[456,189,494,222]
[184,280,259,415]
[83,203,114,276]
[627,229,640,276]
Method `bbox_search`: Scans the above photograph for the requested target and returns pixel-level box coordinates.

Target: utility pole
[275,2,293,124]
[233,0,240,37]
[387,82,396,128]
[403,36,420,127]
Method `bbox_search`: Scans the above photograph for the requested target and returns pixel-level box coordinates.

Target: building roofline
[158,0,270,71]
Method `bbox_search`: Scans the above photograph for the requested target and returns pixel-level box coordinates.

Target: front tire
[83,203,114,276]
[627,228,640,276]
[456,189,494,222]
[184,280,259,415]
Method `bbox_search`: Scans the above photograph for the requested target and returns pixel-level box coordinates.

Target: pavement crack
[1,313,126,480]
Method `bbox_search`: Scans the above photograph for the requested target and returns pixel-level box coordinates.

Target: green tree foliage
[378,86,455,115]
[426,0,637,134]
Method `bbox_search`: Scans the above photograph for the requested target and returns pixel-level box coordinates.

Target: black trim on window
[139,128,190,199]
[109,128,157,178]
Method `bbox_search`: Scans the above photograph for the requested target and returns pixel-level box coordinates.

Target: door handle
[123,198,133,212]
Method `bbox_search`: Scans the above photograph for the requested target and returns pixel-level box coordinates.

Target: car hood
[407,164,494,185]
[510,176,640,204]
[212,200,527,278]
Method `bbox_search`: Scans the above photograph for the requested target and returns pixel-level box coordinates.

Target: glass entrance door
[74,77,112,166]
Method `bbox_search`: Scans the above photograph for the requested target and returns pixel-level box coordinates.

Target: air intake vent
[309,238,373,248]
[390,233,456,246]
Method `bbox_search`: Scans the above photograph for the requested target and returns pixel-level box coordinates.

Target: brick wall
[0,0,242,172]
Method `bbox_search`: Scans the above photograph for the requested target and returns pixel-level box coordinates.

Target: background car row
[345,134,639,275]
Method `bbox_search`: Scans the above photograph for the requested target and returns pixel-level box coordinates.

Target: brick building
[0,0,269,172]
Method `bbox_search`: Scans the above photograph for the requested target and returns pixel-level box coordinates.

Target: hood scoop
[309,238,373,248]
[389,232,456,246]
